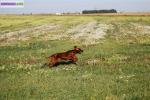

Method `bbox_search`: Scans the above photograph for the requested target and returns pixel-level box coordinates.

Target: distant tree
[82,9,117,14]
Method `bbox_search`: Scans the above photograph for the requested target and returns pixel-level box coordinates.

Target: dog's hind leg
[48,62,56,68]
[49,57,58,68]
[41,63,49,68]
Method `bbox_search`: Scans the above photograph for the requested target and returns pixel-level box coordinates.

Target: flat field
[0,15,150,100]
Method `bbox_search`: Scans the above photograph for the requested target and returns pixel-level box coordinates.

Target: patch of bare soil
[132,23,150,34]
[0,24,60,45]
[67,21,111,45]
[85,58,106,65]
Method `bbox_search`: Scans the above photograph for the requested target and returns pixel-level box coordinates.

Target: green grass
[0,15,150,100]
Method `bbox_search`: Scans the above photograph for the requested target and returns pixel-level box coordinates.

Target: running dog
[43,46,83,67]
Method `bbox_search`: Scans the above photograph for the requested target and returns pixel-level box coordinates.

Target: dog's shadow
[55,61,76,66]
[42,61,76,68]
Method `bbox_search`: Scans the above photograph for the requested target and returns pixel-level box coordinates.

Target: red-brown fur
[47,46,83,67]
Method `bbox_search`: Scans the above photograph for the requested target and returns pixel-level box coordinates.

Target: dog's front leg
[70,56,78,64]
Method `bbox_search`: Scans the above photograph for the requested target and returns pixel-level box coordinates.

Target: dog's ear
[74,46,77,49]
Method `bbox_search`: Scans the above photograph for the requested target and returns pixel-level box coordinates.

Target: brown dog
[44,46,83,67]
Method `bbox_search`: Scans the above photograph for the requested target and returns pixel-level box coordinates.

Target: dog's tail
[41,56,52,68]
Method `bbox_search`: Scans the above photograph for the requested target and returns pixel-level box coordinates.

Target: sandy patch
[132,23,150,34]
[86,58,106,65]
[67,21,111,45]
[86,59,102,65]
[0,24,60,45]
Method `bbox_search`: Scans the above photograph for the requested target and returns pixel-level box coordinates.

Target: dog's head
[73,46,83,54]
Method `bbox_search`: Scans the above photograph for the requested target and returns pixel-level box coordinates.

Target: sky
[0,0,150,14]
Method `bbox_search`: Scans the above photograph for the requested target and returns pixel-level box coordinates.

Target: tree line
[82,9,117,14]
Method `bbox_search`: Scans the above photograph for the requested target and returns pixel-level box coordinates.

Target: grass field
[0,15,150,100]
